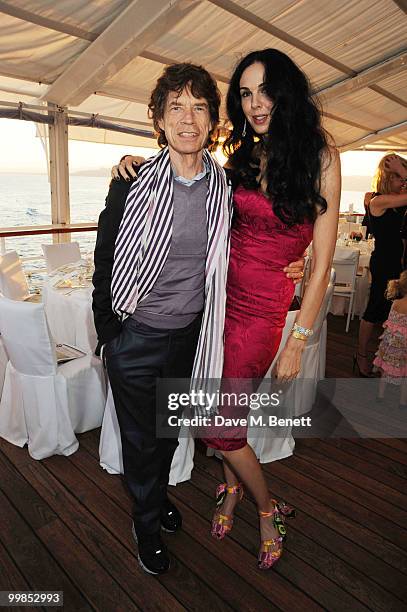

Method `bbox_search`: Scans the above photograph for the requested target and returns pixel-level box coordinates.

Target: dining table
[42,260,96,353]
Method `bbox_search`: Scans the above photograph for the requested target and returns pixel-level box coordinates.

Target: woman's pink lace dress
[204,186,314,450]
[373,306,407,383]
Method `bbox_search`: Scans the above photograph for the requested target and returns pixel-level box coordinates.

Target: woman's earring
[242,118,247,138]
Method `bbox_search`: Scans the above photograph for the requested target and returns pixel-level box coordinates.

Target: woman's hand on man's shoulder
[111,155,145,181]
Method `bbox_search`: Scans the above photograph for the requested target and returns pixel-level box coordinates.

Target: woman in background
[356,154,407,376]
[374,270,407,406]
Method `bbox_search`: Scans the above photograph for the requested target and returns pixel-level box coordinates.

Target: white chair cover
[42,242,82,274]
[42,284,96,353]
[0,251,30,300]
[99,384,195,485]
[287,273,335,416]
[0,336,8,400]
[332,247,360,332]
[208,312,298,463]
[294,255,310,300]
[247,310,298,463]
[248,270,335,462]
[0,297,105,460]
[337,221,350,236]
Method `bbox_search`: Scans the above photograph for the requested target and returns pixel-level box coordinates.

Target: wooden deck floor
[1,315,406,612]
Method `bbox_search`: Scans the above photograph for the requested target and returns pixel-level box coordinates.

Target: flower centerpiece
[350,231,363,242]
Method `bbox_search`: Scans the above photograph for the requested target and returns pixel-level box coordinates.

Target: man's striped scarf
[111,146,232,389]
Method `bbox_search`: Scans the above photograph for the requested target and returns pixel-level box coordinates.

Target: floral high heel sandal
[258,499,295,570]
[211,482,244,539]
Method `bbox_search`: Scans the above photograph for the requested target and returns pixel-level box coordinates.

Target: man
[93,63,303,575]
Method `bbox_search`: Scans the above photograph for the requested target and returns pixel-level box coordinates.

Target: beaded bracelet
[291,322,313,341]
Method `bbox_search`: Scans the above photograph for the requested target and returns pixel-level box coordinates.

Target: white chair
[42,242,82,274]
[0,250,32,405]
[99,384,195,485]
[338,221,350,237]
[247,269,335,461]
[207,313,300,463]
[332,247,360,332]
[0,251,30,300]
[287,269,335,415]
[0,297,105,460]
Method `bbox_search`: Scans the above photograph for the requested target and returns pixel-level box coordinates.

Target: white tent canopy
[0,0,406,152]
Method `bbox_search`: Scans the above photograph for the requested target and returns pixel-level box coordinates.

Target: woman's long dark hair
[224,49,329,225]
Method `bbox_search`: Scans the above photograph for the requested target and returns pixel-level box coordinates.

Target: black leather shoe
[132,524,170,575]
[160,498,182,533]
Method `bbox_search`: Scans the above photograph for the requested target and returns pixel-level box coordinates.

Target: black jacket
[92,176,133,354]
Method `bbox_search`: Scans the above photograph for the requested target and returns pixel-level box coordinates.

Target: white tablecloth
[334,241,373,268]
[42,262,96,353]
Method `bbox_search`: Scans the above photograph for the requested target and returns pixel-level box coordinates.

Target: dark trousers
[105,315,201,535]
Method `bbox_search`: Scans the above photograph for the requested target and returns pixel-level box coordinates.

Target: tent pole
[48,103,70,243]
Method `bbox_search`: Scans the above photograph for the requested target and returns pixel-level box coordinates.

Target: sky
[0,117,395,177]
[0,119,157,174]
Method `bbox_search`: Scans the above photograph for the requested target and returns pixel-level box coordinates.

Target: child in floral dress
[374,270,407,406]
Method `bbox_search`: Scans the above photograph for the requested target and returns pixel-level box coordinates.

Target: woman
[387,154,407,269]
[356,153,407,377]
[201,49,340,570]
[373,270,407,407]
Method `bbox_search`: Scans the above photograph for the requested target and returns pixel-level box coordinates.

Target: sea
[0,173,110,259]
[0,172,366,260]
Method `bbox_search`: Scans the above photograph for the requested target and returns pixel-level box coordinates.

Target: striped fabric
[111,146,233,399]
